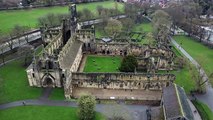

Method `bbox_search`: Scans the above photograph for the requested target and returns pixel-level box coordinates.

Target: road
[171,37,213,111]
[0,99,147,120]
[0,31,41,54]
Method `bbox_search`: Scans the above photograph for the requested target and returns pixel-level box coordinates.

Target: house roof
[162,84,194,120]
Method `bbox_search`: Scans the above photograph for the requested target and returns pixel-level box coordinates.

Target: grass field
[133,22,153,33]
[172,67,197,94]
[173,35,213,85]
[49,88,65,100]
[171,46,197,94]
[0,1,124,34]
[0,106,105,120]
[0,58,42,104]
[83,55,122,72]
[192,100,213,120]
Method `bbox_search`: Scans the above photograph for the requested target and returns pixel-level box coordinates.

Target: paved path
[0,99,148,120]
[39,87,53,100]
[171,37,213,111]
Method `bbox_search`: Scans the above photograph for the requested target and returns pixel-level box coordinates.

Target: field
[83,55,122,72]
[172,67,196,94]
[49,88,65,100]
[133,22,153,33]
[0,58,42,104]
[173,35,213,85]
[192,100,213,120]
[0,1,124,34]
[171,45,197,94]
[0,106,105,120]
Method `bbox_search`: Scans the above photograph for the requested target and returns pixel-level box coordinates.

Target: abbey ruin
[26,4,176,100]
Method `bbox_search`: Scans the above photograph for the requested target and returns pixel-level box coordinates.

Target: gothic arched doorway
[42,76,55,87]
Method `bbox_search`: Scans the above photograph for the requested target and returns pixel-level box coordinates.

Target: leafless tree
[18,44,34,66]
[12,25,24,46]
[151,10,171,44]
[96,5,103,16]
[105,19,123,39]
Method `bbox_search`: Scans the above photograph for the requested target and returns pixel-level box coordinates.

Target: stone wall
[64,72,175,99]
[71,72,175,90]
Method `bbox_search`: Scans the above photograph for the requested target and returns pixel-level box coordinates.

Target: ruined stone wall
[26,64,62,87]
[70,73,175,91]
[95,42,129,55]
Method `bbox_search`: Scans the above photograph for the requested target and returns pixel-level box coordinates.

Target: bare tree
[18,44,34,66]
[22,26,31,43]
[96,5,103,16]
[81,8,94,21]
[124,3,139,22]
[105,19,123,39]
[121,18,134,32]
[6,33,14,51]
[12,25,23,46]
[38,13,64,27]
[151,10,171,44]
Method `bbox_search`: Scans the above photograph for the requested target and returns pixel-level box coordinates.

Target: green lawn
[0,106,105,120]
[171,46,197,94]
[49,88,65,100]
[0,1,124,34]
[133,22,153,33]
[173,35,213,85]
[83,55,122,72]
[192,100,213,120]
[172,67,196,94]
[0,58,42,104]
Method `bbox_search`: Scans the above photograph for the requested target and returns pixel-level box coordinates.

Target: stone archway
[42,75,55,87]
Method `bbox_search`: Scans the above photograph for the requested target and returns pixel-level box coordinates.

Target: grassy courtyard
[0,58,42,104]
[83,55,122,72]
[173,35,213,85]
[192,100,213,120]
[0,106,105,120]
[0,1,124,34]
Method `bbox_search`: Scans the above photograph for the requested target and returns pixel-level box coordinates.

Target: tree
[151,10,171,44]
[81,8,94,21]
[124,3,139,22]
[119,55,138,72]
[182,1,202,36]
[165,3,184,35]
[96,5,103,16]
[78,95,96,120]
[0,32,5,64]
[12,25,23,46]
[114,2,119,15]
[45,0,55,6]
[18,44,34,66]
[38,13,63,27]
[22,26,31,43]
[105,19,122,39]
[121,18,134,32]
[0,29,3,44]
[175,56,186,69]
[100,8,110,28]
